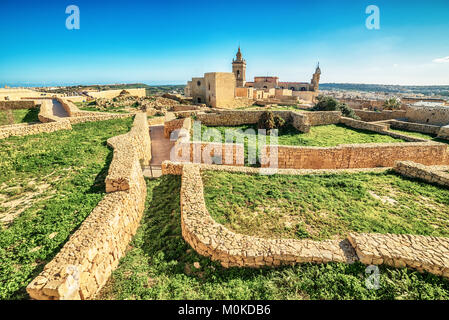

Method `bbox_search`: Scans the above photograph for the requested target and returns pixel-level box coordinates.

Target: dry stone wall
[383,119,441,136]
[179,164,358,268]
[354,109,407,122]
[0,100,35,109]
[348,233,449,278]
[393,161,449,187]
[168,162,449,278]
[1,100,72,139]
[262,142,449,169]
[26,113,151,300]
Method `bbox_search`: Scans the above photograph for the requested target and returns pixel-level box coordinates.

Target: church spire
[236,46,243,62]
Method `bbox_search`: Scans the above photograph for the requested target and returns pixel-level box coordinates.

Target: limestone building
[184,47,321,108]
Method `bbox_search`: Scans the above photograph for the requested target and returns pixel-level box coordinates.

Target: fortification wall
[26,113,150,300]
[405,106,449,126]
[262,142,449,169]
[87,88,146,99]
[354,109,407,122]
[0,100,36,110]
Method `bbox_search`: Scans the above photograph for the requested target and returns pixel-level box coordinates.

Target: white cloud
[433,56,449,63]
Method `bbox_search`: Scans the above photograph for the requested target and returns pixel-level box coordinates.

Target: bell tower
[311,62,321,92]
[232,46,246,87]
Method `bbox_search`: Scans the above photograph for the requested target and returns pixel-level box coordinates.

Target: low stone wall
[105,113,151,192]
[354,109,407,122]
[164,118,186,138]
[340,117,390,133]
[262,142,449,169]
[38,99,63,123]
[348,233,449,278]
[0,100,36,110]
[306,111,341,126]
[66,113,131,124]
[0,100,72,139]
[393,161,449,187]
[384,119,441,135]
[438,125,449,140]
[26,113,151,300]
[179,164,358,268]
[405,105,449,126]
[173,104,202,112]
[171,162,449,278]
[0,120,72,140]
[161,160,390,176]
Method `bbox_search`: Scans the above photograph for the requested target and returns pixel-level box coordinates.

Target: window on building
[237,70,240,77]
[197,97,202,103]
[197,81,201,87]
[290,87,295,91]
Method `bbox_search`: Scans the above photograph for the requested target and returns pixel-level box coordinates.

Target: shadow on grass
[22,107,40,123]
[106,174,449,300]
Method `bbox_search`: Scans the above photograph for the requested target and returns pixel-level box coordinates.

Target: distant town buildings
[184,47,322,108]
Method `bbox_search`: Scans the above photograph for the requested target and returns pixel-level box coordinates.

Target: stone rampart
[0,100,36,110]
[354,109,407,122]
[26,113,150,300]
[262,142,449,169]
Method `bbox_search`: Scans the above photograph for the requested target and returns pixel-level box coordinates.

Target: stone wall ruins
[26,113,151,300]
[0,100,36,110]
[393,161,449,187]
[262,142,449,169]
[163,161,449,278]
[354,109,407,122]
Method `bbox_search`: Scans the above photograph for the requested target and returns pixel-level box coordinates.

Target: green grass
[193,123,406,166]
[75,101,131,114]
[98,175,449,300]
[0,108,40,126]
[389,128,449,144]
[0,117,133,299]
[195,124,405,147]
[202,170,449,241]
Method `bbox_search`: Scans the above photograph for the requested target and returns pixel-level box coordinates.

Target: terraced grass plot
[195,124,406,147]
[0,117,133,299]
[202,170,449,241]
[0,107,40,126]
[99,175,449,300]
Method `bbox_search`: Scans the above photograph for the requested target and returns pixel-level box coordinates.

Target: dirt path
[143,125,175,178]
[51,99,69,118]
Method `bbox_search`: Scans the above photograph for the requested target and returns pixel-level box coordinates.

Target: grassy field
[202,170,449,241]
[74,101,131,113]
[0,108,40,126]
[195,124,405,147]
[98,175,449,300]
[389,128,449,145]
[193,124,405,166]
[0,117,133,299]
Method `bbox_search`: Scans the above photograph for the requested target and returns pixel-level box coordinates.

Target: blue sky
[0,0,448,86]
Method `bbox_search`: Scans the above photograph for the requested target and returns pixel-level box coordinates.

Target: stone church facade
[185,47,321,108]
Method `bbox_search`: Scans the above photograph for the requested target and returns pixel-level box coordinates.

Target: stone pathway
[50,99,69,118]
[143,125,175,178]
